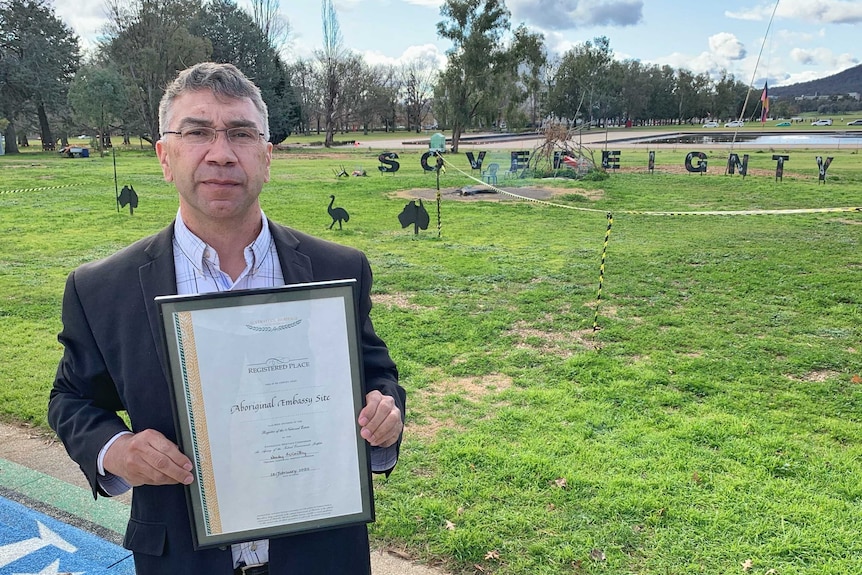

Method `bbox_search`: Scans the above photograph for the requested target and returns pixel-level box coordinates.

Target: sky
[55,0,862,88]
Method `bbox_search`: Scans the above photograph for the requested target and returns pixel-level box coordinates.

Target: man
[48,62,405,575]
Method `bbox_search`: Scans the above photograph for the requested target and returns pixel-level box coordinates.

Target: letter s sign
[378,152,400,173]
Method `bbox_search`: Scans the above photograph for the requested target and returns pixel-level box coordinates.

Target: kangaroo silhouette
[327,195,350,229]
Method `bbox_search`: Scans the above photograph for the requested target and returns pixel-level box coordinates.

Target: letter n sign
[601,150,620,170]
[772,155,789,182]
[726,153,749,178]
[816,156,834,184]
[685,152,708,174]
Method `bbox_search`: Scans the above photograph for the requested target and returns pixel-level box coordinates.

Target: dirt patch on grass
[391,185,604,202]
[408,415,452,441]
[506,321,597,356]
[409,373,514,440]
[372,292,434,311]
[787,370,842,383]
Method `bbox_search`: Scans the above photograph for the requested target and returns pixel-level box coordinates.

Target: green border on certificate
[157,279,373,549]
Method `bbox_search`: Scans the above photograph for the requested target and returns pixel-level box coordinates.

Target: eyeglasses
[162,127,265,146]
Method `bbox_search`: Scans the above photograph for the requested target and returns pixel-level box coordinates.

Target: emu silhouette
[327,195,350,229]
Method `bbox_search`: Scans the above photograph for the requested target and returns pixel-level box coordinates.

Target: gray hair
[159,62,269,140]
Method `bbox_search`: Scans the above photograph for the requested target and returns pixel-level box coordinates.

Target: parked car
[775,121,792,127]
[811,119,832,126]
[846,119,862,126]
[724,120,745,128]
[702,121,719,128]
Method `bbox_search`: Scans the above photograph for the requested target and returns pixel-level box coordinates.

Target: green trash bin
[429,132,446,153]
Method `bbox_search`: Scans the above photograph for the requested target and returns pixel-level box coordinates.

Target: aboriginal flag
[760,82,769,123]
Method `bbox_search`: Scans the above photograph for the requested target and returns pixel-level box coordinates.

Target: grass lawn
[1,143,860,574]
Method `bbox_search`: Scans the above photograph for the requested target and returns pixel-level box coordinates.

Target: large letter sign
[816,156,834,184]
[772,155,789,182]
[601,150,621,170]
[465,151,486,170]
[378,152,400,173]
[420,151,444,172]
[510,151,530,176]
[726,153,749,178]
[685,152,708,173]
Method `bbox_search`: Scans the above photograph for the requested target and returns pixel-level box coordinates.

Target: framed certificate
[156,279,373,549]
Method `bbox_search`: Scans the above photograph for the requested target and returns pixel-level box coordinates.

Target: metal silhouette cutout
[601,150,620,170]
[685,152,708,174]
[773,155,789,182]
[118,185,139,215]
[378,152,400,173]
[466,151,486,170]
[726,153,749,178]
[817,156,834,184]
[327,195,350,229]
[398,199,430,236]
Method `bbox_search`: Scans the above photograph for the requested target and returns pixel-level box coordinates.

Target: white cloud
[362,43,446,69]
[776,28,815,43]
[509,0,643,31]
[402,0,444,6]
[727,0,862,24]
[791,47,828,65]
[708,33,746,60]
[790,47,858,69]
[52,0,108,48]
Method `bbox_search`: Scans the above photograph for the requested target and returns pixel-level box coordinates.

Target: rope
[437,155,862,217]
[435,152,861,331]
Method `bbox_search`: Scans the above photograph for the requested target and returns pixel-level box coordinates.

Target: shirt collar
[173,210,273,275]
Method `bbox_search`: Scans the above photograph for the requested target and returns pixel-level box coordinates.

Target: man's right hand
[103,429,194,487]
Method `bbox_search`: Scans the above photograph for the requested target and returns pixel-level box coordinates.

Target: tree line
[1,0,774,155]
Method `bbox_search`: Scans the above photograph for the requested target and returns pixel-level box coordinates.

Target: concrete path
[0,421,446,575]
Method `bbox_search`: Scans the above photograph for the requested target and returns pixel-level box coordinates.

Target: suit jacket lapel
[140,225,178,384]
[269,221,314,285]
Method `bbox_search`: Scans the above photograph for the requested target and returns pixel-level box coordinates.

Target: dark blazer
[48,221,405,575]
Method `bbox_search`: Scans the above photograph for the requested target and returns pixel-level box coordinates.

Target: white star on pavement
[13,558,84,575]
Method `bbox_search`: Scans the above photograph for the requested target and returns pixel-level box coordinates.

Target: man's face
[156,90,273,227]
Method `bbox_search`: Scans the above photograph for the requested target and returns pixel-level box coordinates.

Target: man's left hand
[358,390,403,448]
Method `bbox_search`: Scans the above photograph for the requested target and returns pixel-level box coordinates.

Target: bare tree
[401,58,437,132]
[249,0,291,53]
[288,58,317,135]
[317,0,346,147]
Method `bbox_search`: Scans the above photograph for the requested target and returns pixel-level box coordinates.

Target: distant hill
[771,64,862,98]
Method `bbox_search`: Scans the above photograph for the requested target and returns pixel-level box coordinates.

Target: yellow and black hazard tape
[438,155,862,217]
[593,213,613,331]
[437,154,861,331]
[0,183,85,195]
